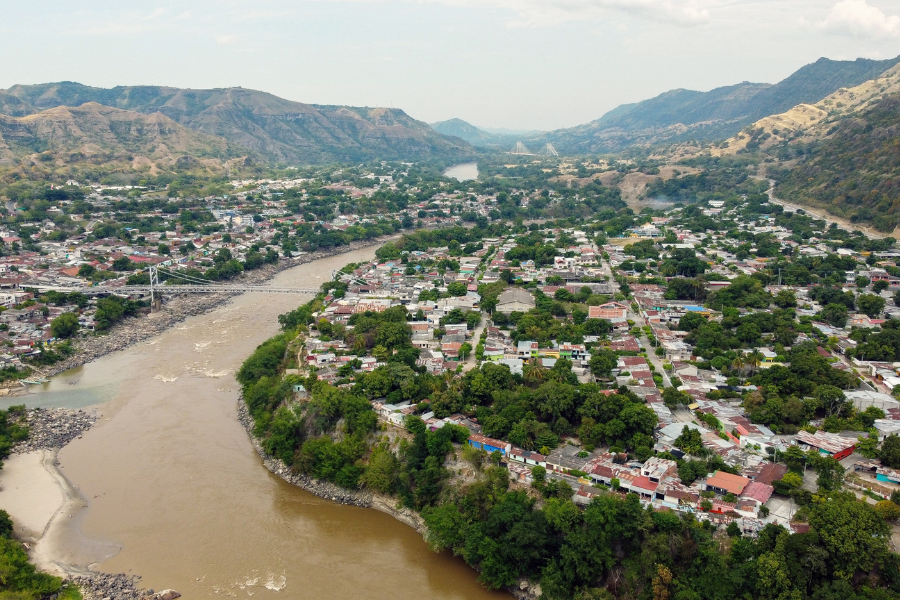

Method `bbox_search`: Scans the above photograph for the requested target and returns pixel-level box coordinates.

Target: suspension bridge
[23,264,325,306]
[509,142,559,156]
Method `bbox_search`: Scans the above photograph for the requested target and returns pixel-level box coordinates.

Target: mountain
[2,83,474,164]
[0,102,235,164]
[715,62,900,155]
[533,55,900,154]
[430,118,519,148]
[478,126,543,137]
[773,89,900,233]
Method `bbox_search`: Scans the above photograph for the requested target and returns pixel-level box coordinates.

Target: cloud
[820,0,900,38]
[500,0,714,27]
[217,34,238,45]
[495,0,712,27]
[316,0,714,27]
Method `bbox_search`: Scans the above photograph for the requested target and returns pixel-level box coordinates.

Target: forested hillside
[774,93,900,232]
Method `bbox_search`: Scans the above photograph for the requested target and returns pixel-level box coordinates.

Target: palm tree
[746,350,763,375]
[660,260,678,278]
[524,358,546,387]
[731,355,745,374]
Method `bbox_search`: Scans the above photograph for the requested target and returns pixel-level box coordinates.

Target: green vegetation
[233,230,900,599]
[0,508,73,599]
[776,93,900,232]
[50,312,80,339]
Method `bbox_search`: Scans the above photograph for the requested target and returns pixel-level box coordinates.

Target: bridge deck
[24,284,321,295]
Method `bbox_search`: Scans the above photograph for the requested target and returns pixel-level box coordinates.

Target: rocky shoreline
[71,573,181,600]
[12,407,97,454]
[236,398,428,532]
[236,399,377,509]
[32,236,396,382]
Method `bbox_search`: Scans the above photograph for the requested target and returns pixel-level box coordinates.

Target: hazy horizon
[2,0,899,131]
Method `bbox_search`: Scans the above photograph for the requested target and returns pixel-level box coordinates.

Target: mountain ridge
[0,102,235,158]
[429,118,520,148]
[530,55,900,154]
[1,83,475,164]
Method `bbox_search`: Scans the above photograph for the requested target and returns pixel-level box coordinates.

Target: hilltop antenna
[510,141,532,156]
[540,143,559,157]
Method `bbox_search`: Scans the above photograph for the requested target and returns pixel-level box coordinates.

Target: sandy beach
[0,446,117,579]
[0,451,65,543]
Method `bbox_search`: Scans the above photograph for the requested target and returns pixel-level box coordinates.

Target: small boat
[22,378,49,385]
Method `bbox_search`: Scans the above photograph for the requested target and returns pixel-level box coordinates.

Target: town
[7,157,900,591]
[239,176,900,543]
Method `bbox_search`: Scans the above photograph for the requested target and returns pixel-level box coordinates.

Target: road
[606,253,673,388]
[462,319,486,372]
[630,308,673,388]
[761,178,888,240]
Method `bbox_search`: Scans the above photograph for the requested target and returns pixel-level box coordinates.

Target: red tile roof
[632,475,658,493]
[706,471,750,495]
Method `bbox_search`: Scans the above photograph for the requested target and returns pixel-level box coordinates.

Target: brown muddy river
[19,248,506,599]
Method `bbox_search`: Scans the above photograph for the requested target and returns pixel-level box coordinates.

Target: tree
[855,275,870,289]
[816,385,848,417]
[77,264,96,277]
[880,434,900,468]
[856,435,878,459]
[50,312,79,339]
[661,387,690,409]
[858,294,886,318]
[774,289,797,309]
[588,350,617,379]
[745,350,763,375]
[361,442,399,494]
[459,342,472,361]
[111,256,133,271]
[524,358,547,386]
[447,281,468,297]
[375,321,412,350]
[673,426,704,455]
[819,303,848,327]
[372,345,390,362]
[808,498,889,579]
[874,500,900,521]
[873,279,890,293]
[157,243,171,255]
[214,247,233,264]
[782,445,809,473]
[811,455,844,491]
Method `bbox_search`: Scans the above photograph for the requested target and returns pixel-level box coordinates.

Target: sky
[1,0,899,130]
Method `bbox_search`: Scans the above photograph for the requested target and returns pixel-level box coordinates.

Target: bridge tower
[510,141,532,155]
[541,143,559,157]
[149,265,161,313]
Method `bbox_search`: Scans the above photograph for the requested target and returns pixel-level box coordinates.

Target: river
[443,163,479,182]
[12,247,506,600]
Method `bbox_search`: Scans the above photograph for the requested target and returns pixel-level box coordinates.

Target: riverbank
[18,236,507,600]
[0,408,183,600]
[235,398,426,533]
[15,235,399,387]
[236,398,542,600]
